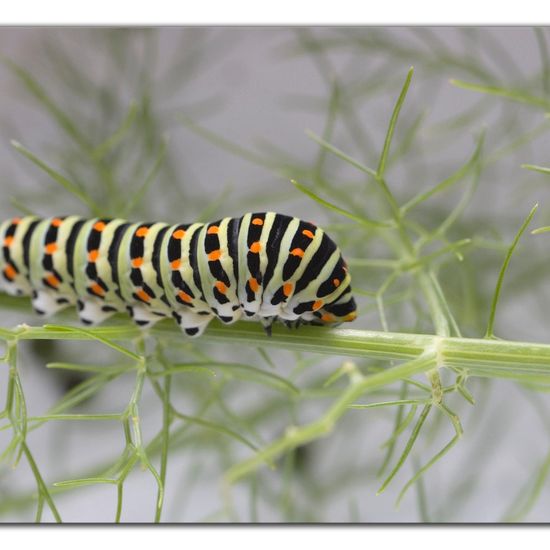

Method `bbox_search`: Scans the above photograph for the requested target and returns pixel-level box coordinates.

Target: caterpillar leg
[32,289,73,317]
[128,304,168,329]
[0,272,31,298]
[282,318,304,330]
[172,311,212,337]
[260,316,276,337]
[77,298,119,326]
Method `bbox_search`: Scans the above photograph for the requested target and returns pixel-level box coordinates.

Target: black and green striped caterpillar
[0,212,357,336]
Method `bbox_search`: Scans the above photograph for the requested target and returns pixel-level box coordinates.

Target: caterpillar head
[316,293,357,326]
[313,250,357,326]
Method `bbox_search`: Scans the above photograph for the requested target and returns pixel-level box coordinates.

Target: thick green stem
[3,321,550,381]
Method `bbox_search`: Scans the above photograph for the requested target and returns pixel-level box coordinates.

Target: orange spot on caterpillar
[93,221,107,232]
[249,241,261,253]
[3,236,14,247]
[302,229,315,239]
[178,290,193,303]
[321,313,336,323]
[172,229,186,240]
[215,281,228,294]
[333,278,340,287]
[88,249,99,262]
[312,300,323,311]
[136,226,149,238]
[248,277,259,292]
[90,283,105,297]
[345,312,357,322]
[290,248,304,257]
[251,218,264,226]
[207,225,219,234]
[51,218,63,227]
[45,242,58,254]
[136,288,150,302]
[283,283,293,297]
[208,249,222,261]
[171,259,181,270]
[4,265,17,280]
[46,274,60,288]
[132,257,144,268]
[11,218,21,225]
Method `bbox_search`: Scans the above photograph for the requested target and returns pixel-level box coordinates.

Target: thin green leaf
[532,226,550,235]
[377,67,414,178]
[4,58,91,149]
[322,365,349,388]
[179,115,276,169]
[396,403,463,507]
[350,399,429,409]
[290,179,389,229]
[485,204,538,338]
[43,325,142,361]
[503,446,550,522]
[93,102,139,160]
[28,413,122,422]
[165,361,299,395]
[401,131,484,214]
[46,362,134,374]
[377,403,432,495]
[404,239,472,271]
[451,79,550,110]
[305,130,377,178]
[11,141,102,216]
[54,477,117,488]
[522,163,550,176]
[171,409,259,452]
[256,347,277,370]
[9,197,36,216]
[121,138,168,217]
[150,364,217,377]
[21,442,62,522]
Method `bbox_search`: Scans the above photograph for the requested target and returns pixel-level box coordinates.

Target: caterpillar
[0,212,357,336]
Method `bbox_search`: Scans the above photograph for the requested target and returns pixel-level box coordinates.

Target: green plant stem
[155,361,172,523]
[372,69,452,337]
[21,442,62,523]
[2,320,550,380]
[224,351,438,484]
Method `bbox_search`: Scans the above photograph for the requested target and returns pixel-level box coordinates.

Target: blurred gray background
[1,27,550,522]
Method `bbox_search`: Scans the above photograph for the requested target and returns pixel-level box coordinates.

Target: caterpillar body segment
[0,212,357,336]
